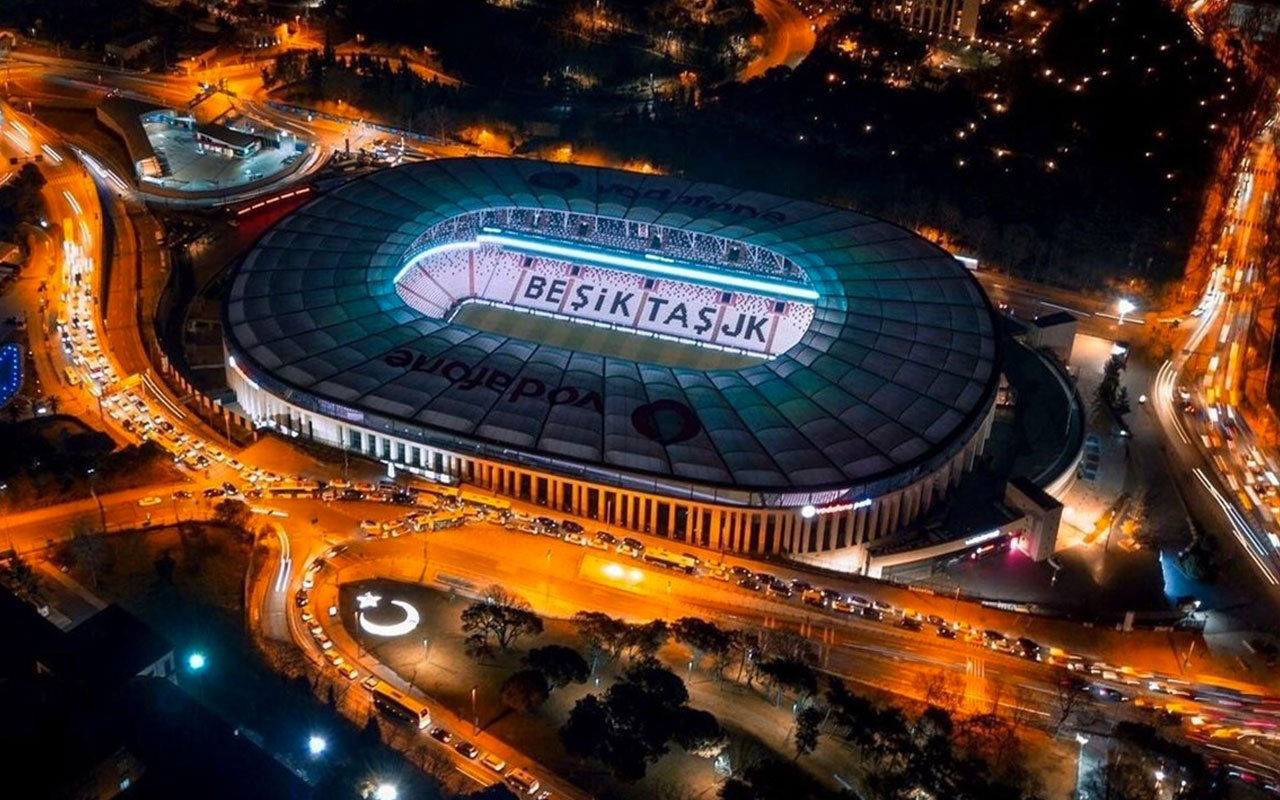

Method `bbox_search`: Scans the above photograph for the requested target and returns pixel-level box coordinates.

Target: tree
[623,657,688,709]
[213,498,252,530]
[1081,757,1159,800]
[499,668,549,713]
[68,520,108,588]
[672,616,733,670]
[1,553,40,601]
[755,657,817,706]
[672,706,725,758]
[572,610,629,671]
[559,656,696,782]
[460,585,543,658]
[623,618,670,661]
[561,693,612,759]
[793,706,823,760]
[525,644,589,688]
[1052,671,1091,733]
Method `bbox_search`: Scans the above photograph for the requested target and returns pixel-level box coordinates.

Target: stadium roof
[225,158,1000,504]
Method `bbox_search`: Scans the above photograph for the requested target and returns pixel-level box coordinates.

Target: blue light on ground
[0,342,23,410]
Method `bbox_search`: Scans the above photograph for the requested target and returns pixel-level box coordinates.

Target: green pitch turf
[451,303,761,370]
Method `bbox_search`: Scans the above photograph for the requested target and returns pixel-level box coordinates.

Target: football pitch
[451,303,761,370]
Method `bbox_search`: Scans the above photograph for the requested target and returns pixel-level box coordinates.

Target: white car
[137,496,163,507]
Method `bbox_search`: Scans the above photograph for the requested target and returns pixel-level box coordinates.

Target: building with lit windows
[878,0,981,39]
[223,158,1000,572]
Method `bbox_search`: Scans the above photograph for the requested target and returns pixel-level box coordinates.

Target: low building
[0,589,310,799]
[1229,0,1280,40]
[96,97,168,179]
[1004,475,1062,561]
[1026,310,1077,363]
[195,122,261,158]
[105,32,159,63]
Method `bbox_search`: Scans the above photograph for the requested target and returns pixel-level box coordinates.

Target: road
[739,0,817,81]
[1148,88,1280,603]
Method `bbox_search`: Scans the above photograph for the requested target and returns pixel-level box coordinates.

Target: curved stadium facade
[224,158,1000,570]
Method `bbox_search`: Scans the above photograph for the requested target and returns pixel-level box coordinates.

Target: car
[308,624,324,637]
[171,490,193,500]
[429,727,453,743]
[820,588,843,602]
[222,482,240,496]
[925,614,946,627]
[801,589,827,608]
[859,606,884,621]
[617,537,645,558]
[323,650,344,667]
[505,768,541,795]
[564,531,588,546]
[295,590,309,608]
[737,577,763,592]
[454,741,479,759]
[871,600,893,612]
[706,565,731,582]
[534,516,559,532]
[897,617,923,632]
[754,571,778,585]
[587,532,612,550]
[226,458,244,471]
[479,753,507,773]
[360,519,380,533]
[302,575,315,590]
[337,664,359,680]
[363,676,380,691]
[202,487,225,499]
[936,625,957,639]
[765,582,794,599]
[1015,637,1042,660]
[831,599,857,614]
[790,578,813,592]
[300,611,314,624]
[560,520,584,535]
[138,496,163,507]
[729,565,753,579]
[593,531,618,547]
[315,634,333,650]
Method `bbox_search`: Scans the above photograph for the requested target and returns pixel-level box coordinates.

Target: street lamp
[187,651,207,671]
[801,504,816,519]
[307,735,327,757]
[373,784,397,800]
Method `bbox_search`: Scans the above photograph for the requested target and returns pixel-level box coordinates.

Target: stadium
[223,158,1001,571]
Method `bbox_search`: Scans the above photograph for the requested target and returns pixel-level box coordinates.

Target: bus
[461,490,511,511]
[642,547,698,575]
[268,482,317,499]
[369,680,431,729]
[425,509,466,531]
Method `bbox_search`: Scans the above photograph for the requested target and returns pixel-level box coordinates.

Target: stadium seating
[397,241,811,357]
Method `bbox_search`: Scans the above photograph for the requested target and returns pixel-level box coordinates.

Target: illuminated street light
[187,651,207,671]
[308,735,327,757]
[801,504,817,519]
[1117,298,1137,324]
[374,784,398,800]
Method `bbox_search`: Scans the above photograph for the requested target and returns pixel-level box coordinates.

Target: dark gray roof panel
[225,159,1000,498]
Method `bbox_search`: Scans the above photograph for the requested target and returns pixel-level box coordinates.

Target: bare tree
[1052,671,1091,733]
[922,668,966,715]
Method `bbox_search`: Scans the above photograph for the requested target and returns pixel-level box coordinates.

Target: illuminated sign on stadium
[518,274,784,351]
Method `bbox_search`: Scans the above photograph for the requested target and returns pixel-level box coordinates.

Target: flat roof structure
[226,159,1000,514]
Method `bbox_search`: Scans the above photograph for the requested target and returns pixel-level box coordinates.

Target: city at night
[0,0,1277,797]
